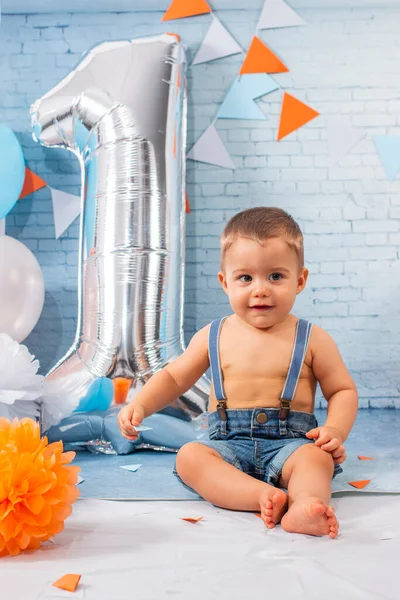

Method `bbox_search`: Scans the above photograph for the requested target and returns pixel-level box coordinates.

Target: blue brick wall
[1,6,400,407]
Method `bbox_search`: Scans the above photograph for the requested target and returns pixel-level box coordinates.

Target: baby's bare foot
[281,496,339,538]
[259,488,288,529]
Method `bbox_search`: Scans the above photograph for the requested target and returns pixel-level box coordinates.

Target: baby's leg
[176,442,287,528]
[279,444,339,538]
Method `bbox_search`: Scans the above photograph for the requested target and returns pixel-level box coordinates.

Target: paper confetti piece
[348,480,371,489]
[254,513,262,519]
[357,455,374,461]
[181,516,204,523]
[52,574,81,593]
[77,475,85,485]
[120,464,143,472]
[133,425,152,432]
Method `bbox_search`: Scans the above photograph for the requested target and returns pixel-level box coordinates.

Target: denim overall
[175,318,342,490]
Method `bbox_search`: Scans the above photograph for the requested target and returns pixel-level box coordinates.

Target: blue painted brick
[2,7,400,407]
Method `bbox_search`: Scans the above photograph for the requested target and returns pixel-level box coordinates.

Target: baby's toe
[325,505,335,517]
[262,499,273,516]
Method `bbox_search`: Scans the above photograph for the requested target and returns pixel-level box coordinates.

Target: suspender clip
[279,400,291,421]
[217,401,227,421]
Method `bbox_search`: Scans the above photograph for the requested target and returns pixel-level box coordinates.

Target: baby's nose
[254,283,270,296]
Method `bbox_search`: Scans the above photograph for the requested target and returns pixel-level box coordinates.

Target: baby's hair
[221,207,304,269]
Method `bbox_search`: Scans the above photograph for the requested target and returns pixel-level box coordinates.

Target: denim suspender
[208,317,228,422]
[278,318,312,434]
[208,317,313,435]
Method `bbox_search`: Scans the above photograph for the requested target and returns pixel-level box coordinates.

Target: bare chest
[219,333,304,380]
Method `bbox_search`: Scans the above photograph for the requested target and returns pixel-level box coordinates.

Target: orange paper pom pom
[0,418,80,557]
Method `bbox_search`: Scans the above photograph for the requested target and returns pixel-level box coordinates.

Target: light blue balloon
[74,377,114,413]
[0,125,25,220]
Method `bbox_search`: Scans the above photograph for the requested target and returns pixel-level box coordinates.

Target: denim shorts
[174,408,342,490]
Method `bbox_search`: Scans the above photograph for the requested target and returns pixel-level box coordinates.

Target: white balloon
[0,235,45,342]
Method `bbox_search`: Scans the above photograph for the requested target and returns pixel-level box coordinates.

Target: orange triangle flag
[348,480,371,489]
[357,455,374,461]
[52,574,81,592]
[162,0,212,21]
[277,93,319,141]
[19,167,47,199]
[240,37,288,75]
[185,193,191,213]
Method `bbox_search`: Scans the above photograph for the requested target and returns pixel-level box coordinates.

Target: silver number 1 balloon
[32,34,209,431]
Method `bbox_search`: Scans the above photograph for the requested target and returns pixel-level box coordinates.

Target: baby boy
[118,207,358,538]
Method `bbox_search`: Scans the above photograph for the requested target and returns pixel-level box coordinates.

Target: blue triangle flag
[373,135,400,182]
[217,73,279,120]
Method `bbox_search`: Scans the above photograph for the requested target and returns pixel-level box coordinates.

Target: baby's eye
[269,273,283,281]
[238,274,252,282]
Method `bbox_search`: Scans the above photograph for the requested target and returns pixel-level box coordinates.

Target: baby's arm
[118,325,210,440]
[306,326,358,456]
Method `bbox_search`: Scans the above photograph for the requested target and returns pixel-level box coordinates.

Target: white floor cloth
[1,494,399,600]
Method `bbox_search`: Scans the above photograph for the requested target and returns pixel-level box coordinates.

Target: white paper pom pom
[40,375,85,433]
[0,333,43,420]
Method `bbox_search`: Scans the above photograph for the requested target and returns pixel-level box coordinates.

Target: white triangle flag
[187,124,236,169]
[50,187,81,239]
[327,116,367,166]
[192,15,243,66]
[257,0,306,31]
[0,219,5,235]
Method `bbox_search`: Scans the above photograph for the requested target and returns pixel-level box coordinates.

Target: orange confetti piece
[357,455,374,460]
[18,167,47,199]
[162,0,212,22]
[52,574,81,592]
[254,513,262,519]
[181,516,203,523]
[240,36,288,75]
[113,377,131,405]
[173,129,177,158]
[348,480,371,489]
[185,193,191,213]
[277,93,319,141]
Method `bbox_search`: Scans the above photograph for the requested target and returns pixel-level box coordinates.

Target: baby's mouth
[250,305,273,310]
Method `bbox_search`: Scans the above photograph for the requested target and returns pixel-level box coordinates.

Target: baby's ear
[218,271,228,293]
[296,267,309,294]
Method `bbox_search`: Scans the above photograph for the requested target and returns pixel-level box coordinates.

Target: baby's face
[218,236,308,329]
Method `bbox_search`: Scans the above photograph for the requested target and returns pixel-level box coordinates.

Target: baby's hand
[306,426,346,464]
[118,403,145,440]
